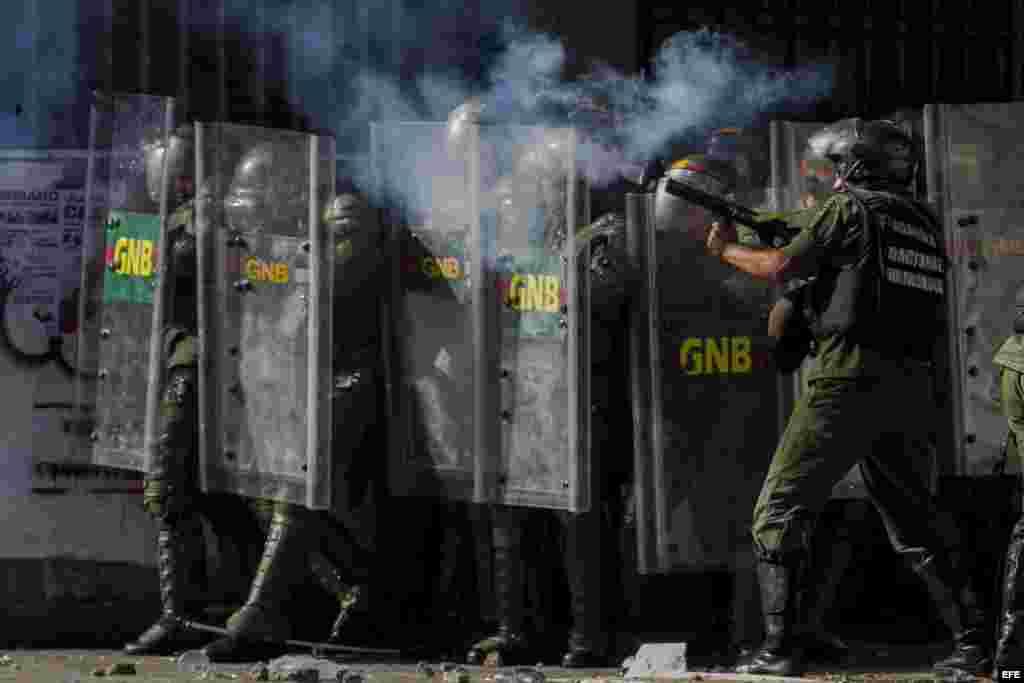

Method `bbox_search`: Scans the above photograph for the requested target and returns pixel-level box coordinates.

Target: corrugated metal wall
[642,0,1024,118]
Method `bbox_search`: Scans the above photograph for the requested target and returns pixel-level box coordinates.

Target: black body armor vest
[807,189,946,363]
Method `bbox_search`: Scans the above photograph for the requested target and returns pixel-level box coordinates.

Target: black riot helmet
[224,141,308,234]
[807,118,918,191]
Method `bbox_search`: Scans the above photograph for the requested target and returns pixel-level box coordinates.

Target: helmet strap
[833,159,864,191]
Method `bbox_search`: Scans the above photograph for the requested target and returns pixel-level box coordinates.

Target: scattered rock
[484,652,502,668]
[0,655,13,667]
[91,668,107,677]
[514,666,545,683]
[416,661,435,678]
[268,654,347,682]
[342,670,367,683]
[440,662,457,673]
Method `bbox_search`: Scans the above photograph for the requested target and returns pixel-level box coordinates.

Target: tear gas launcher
[658,177,802,248]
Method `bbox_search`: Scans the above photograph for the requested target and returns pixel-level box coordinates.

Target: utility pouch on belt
[768,284,814,374]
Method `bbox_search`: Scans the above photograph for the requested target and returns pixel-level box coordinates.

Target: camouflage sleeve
[778,195,856,274]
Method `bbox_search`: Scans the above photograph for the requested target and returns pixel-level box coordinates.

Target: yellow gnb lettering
[679,336,754,375]
[422,257,440,279]
[506,273,561,313]
[115,239,154,277]
[138,241,153,276]
[542,276,559,312]
[507,274,523,308]
[732,337,751,373]
[680,339,704,375]
[442,257,461,279]
[245,257,290,283]
[705,337,729,373]
[525,275,541,312]
[114,238,129,274]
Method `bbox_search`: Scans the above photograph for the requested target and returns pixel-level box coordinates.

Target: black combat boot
[467,521,533,665]
[124,517,211,655]
[995,522,1024,678]
[798,524,854,665]
[912,552,992,677]
[204,507,307,663]
[561,511,610,668]
[734,556,806,677]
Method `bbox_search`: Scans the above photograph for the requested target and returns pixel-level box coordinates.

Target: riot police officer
[124,124,263,656]
[200,142,388,661]
[993,306,1024,677]
[694,118,989,678]
[458,102,636,668]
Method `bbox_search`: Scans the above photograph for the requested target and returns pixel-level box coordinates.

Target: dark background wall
[641,0,1024,120]
[0,0,641,153]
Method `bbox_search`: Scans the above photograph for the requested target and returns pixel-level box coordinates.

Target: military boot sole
[123,618,211,656]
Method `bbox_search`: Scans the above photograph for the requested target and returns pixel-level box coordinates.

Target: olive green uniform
[751,194,961,564]
[204,196,395,661]
[995,335,1024,469]
[992,332,1024,673]
[467,212,634,667]
[740,192,986,678]
[126,203,263,656]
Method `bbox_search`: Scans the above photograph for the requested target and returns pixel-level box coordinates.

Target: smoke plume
[217,2,835,211]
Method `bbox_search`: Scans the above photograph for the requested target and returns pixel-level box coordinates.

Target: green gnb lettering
[102,210,161,305]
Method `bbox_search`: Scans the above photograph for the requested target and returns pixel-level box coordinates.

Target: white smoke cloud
[214,2,834,211]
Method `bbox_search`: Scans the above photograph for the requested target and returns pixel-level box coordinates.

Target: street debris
[178,649,212,675]
[494,666,546,683]
[622,643,687,681]
[0,655,13,667]
[264,654,361,682]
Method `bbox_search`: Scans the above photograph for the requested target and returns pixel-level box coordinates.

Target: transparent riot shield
[66,92,176,471]
[195,123,335,509]
[924,102,1024,476]
[485,126,590,511]
[628,191,780,573]
[373,122,590,511]
[372,122,481,502]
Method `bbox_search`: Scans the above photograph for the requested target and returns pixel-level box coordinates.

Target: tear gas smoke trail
[355,24,833,220]
[215,3,833,216]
